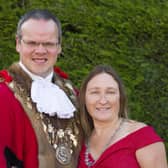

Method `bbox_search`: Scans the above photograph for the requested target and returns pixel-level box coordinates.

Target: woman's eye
[107,91,115,94]
[90,91,99,94]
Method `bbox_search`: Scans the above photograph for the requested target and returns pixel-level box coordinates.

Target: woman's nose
[98,95,108,104]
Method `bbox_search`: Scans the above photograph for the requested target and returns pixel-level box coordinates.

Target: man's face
[16,18,61,77]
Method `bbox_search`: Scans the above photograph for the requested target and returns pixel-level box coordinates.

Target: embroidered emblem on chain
[40,114,78,165]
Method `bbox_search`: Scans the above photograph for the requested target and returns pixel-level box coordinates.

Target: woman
[78,65,168,168]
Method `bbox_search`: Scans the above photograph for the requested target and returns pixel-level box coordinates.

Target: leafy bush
[0,0,167,155]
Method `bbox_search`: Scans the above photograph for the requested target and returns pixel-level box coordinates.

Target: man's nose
[35,43,47,53]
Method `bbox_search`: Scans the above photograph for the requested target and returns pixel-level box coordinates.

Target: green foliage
[0,0,167,155]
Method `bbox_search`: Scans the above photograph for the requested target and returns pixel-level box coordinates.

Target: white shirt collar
[19,61,53,82]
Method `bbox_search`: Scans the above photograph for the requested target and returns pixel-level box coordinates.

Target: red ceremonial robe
[0,83,38,168]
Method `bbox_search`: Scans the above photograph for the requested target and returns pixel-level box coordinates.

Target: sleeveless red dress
[78,126,163,168]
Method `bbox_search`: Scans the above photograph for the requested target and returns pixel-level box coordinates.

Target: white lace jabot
[31,79,76,118]
[19,62,75,118]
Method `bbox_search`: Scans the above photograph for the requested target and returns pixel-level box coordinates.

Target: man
[0,9,82,168]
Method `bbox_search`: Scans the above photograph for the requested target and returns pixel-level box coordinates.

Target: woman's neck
[93,117,121,137]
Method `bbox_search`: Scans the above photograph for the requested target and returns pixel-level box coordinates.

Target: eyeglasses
[21,39,59,50]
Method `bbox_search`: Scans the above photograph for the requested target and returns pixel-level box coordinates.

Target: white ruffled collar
[19,62,76,118]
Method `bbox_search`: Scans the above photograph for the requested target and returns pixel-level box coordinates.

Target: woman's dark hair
[79,65,128,138]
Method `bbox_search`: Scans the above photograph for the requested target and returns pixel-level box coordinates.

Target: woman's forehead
[87,73,118,89]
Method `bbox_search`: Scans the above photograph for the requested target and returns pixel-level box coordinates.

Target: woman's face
[85,73,120,123]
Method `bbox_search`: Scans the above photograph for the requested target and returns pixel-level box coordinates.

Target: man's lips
[32,58,48,63]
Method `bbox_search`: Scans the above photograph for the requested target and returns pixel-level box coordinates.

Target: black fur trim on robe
[4,147,23,168]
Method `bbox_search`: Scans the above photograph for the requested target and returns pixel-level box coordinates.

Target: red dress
[78,126,163,168]
[0,83,38,168]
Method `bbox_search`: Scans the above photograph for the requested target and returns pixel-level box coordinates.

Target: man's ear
[57,45,62,55]
[16,36,21,52]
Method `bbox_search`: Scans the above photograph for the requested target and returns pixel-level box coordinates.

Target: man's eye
[28,41,37,46]
[44,42,55,47]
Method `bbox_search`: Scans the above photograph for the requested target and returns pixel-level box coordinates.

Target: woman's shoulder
[123,119,147,134]
[122,119,163,147]
[115,119,148,145]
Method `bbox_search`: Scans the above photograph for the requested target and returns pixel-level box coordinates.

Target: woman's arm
[136,142,168,168]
